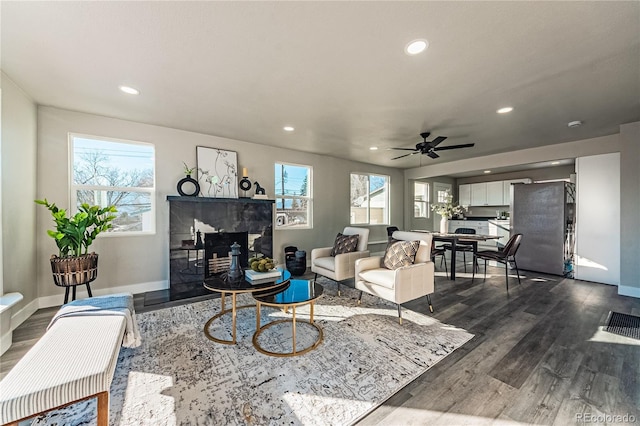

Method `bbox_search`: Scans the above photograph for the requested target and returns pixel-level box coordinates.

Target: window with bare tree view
[70,134,155,234]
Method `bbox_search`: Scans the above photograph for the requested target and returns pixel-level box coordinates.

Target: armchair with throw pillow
[311,227,370,296]
[355,231,435,324]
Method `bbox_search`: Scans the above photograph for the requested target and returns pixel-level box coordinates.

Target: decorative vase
[177,174,200,197]
[440,217,449,234]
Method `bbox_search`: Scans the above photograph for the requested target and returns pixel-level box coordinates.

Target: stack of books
[244,268,282,283]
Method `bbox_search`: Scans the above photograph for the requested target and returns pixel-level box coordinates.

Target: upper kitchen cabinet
[461,178,532,206]
[459,184,471,206]
[470,181,503,206]
[470,183,486,205]
[486,181,504,205]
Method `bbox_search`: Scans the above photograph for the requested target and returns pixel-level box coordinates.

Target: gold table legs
[203,292,255,345]
[252,300,323,357]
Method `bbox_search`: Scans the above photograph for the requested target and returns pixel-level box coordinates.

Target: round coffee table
[203,270,290,345]
[252,279,324,357]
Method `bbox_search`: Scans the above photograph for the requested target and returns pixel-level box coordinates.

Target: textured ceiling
[2,1,639,169]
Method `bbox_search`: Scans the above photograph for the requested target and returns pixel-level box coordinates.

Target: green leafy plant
[35,199,118,258]
[430,190,467,219]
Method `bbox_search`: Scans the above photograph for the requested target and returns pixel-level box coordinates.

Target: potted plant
[35,199,117,301]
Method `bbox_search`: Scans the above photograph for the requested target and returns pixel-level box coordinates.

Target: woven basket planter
[50,253,99,287]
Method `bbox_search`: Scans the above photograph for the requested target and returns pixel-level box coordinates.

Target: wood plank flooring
[1,262,639,425]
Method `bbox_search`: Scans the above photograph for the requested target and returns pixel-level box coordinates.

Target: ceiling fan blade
[427,151,440,159]
[433,143,475,151]
[391,152,418,160]
[430,136,447,147]
[389,147,419,151]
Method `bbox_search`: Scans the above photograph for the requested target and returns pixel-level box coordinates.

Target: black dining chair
[442,228,478,273]
[430,241,449,279]
[472,233,523,290]
[386,226,399,241]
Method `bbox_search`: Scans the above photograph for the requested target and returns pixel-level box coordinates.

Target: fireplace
[167,196,274,300]
[204,232,248,277]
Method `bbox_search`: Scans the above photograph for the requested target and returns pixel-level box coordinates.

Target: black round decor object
[239,177,252,191]
[177,174,200,196]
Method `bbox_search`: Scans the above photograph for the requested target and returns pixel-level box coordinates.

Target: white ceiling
[2,1,639,169]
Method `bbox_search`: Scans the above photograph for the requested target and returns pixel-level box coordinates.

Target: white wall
[1,73,38,311]
[36,107,404,305]
[619,122,640,298]
[2,73,37,303]
[574,153,620,285]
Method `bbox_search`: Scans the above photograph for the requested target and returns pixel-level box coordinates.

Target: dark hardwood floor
[2,261,639,425]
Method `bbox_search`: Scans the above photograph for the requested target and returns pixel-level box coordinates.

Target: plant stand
[50,253,99,304]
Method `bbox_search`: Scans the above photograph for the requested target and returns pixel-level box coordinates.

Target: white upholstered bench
[0,314,126,426]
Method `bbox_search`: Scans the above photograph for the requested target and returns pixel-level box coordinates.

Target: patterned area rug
[29,279,473,426]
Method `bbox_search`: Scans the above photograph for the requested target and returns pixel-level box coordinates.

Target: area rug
[29,279,473,426]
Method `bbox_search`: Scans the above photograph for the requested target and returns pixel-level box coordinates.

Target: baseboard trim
[618,285,640,299]
[38,280,169,309]
[11,298,38,332]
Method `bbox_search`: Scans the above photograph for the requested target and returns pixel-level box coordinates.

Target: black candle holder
[239,176,252,198]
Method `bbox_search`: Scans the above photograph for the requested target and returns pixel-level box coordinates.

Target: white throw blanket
[47,292,141,348]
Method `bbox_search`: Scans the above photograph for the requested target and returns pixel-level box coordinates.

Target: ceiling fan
[390,132,475,160]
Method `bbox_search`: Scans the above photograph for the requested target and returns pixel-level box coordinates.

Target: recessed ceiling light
[568,120,582,128]
[497,107,513,114]
[369,147,379,151]
[551,161,561,165]
[405,39,429,55]
[119,85,139,95]
[483,170,492,174]
[283,126,295,132]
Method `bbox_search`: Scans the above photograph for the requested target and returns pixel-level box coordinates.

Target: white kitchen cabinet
[486,181,504,205]
[458,184,471,206]
[470,183,487,206]
[461,178,532,207]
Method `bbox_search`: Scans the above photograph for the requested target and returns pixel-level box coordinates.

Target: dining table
[413,231,502,280]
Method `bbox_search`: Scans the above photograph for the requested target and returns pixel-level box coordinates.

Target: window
[274,163,312,228]
[414,182,430,218]
[436,189,449,203]
[350,173,390,225]
[70,134,155,235]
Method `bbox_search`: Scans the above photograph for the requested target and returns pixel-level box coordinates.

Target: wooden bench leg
[5,392,110,426]
[97,391,109,426]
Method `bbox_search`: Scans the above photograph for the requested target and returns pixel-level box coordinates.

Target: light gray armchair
[311,227,370,296]
[355,231,435,324]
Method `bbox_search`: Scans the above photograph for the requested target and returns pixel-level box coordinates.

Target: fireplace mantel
[166,196,275,205]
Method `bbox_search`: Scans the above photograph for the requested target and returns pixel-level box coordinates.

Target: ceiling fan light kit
[390,132,475,160]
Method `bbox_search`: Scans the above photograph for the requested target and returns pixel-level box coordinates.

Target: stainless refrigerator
[510,182,575,277]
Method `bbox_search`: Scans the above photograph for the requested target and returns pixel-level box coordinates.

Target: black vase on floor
[286,249,307,276]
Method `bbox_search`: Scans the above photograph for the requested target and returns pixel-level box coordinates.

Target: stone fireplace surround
[165,196,274,302]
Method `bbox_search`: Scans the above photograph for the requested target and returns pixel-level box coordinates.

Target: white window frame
[414,181,430,218]
[69,133,156,236]
[274,162,313,229]
[350,173,390,226]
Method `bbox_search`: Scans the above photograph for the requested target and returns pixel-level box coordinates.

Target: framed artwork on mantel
[196,146,239,198]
